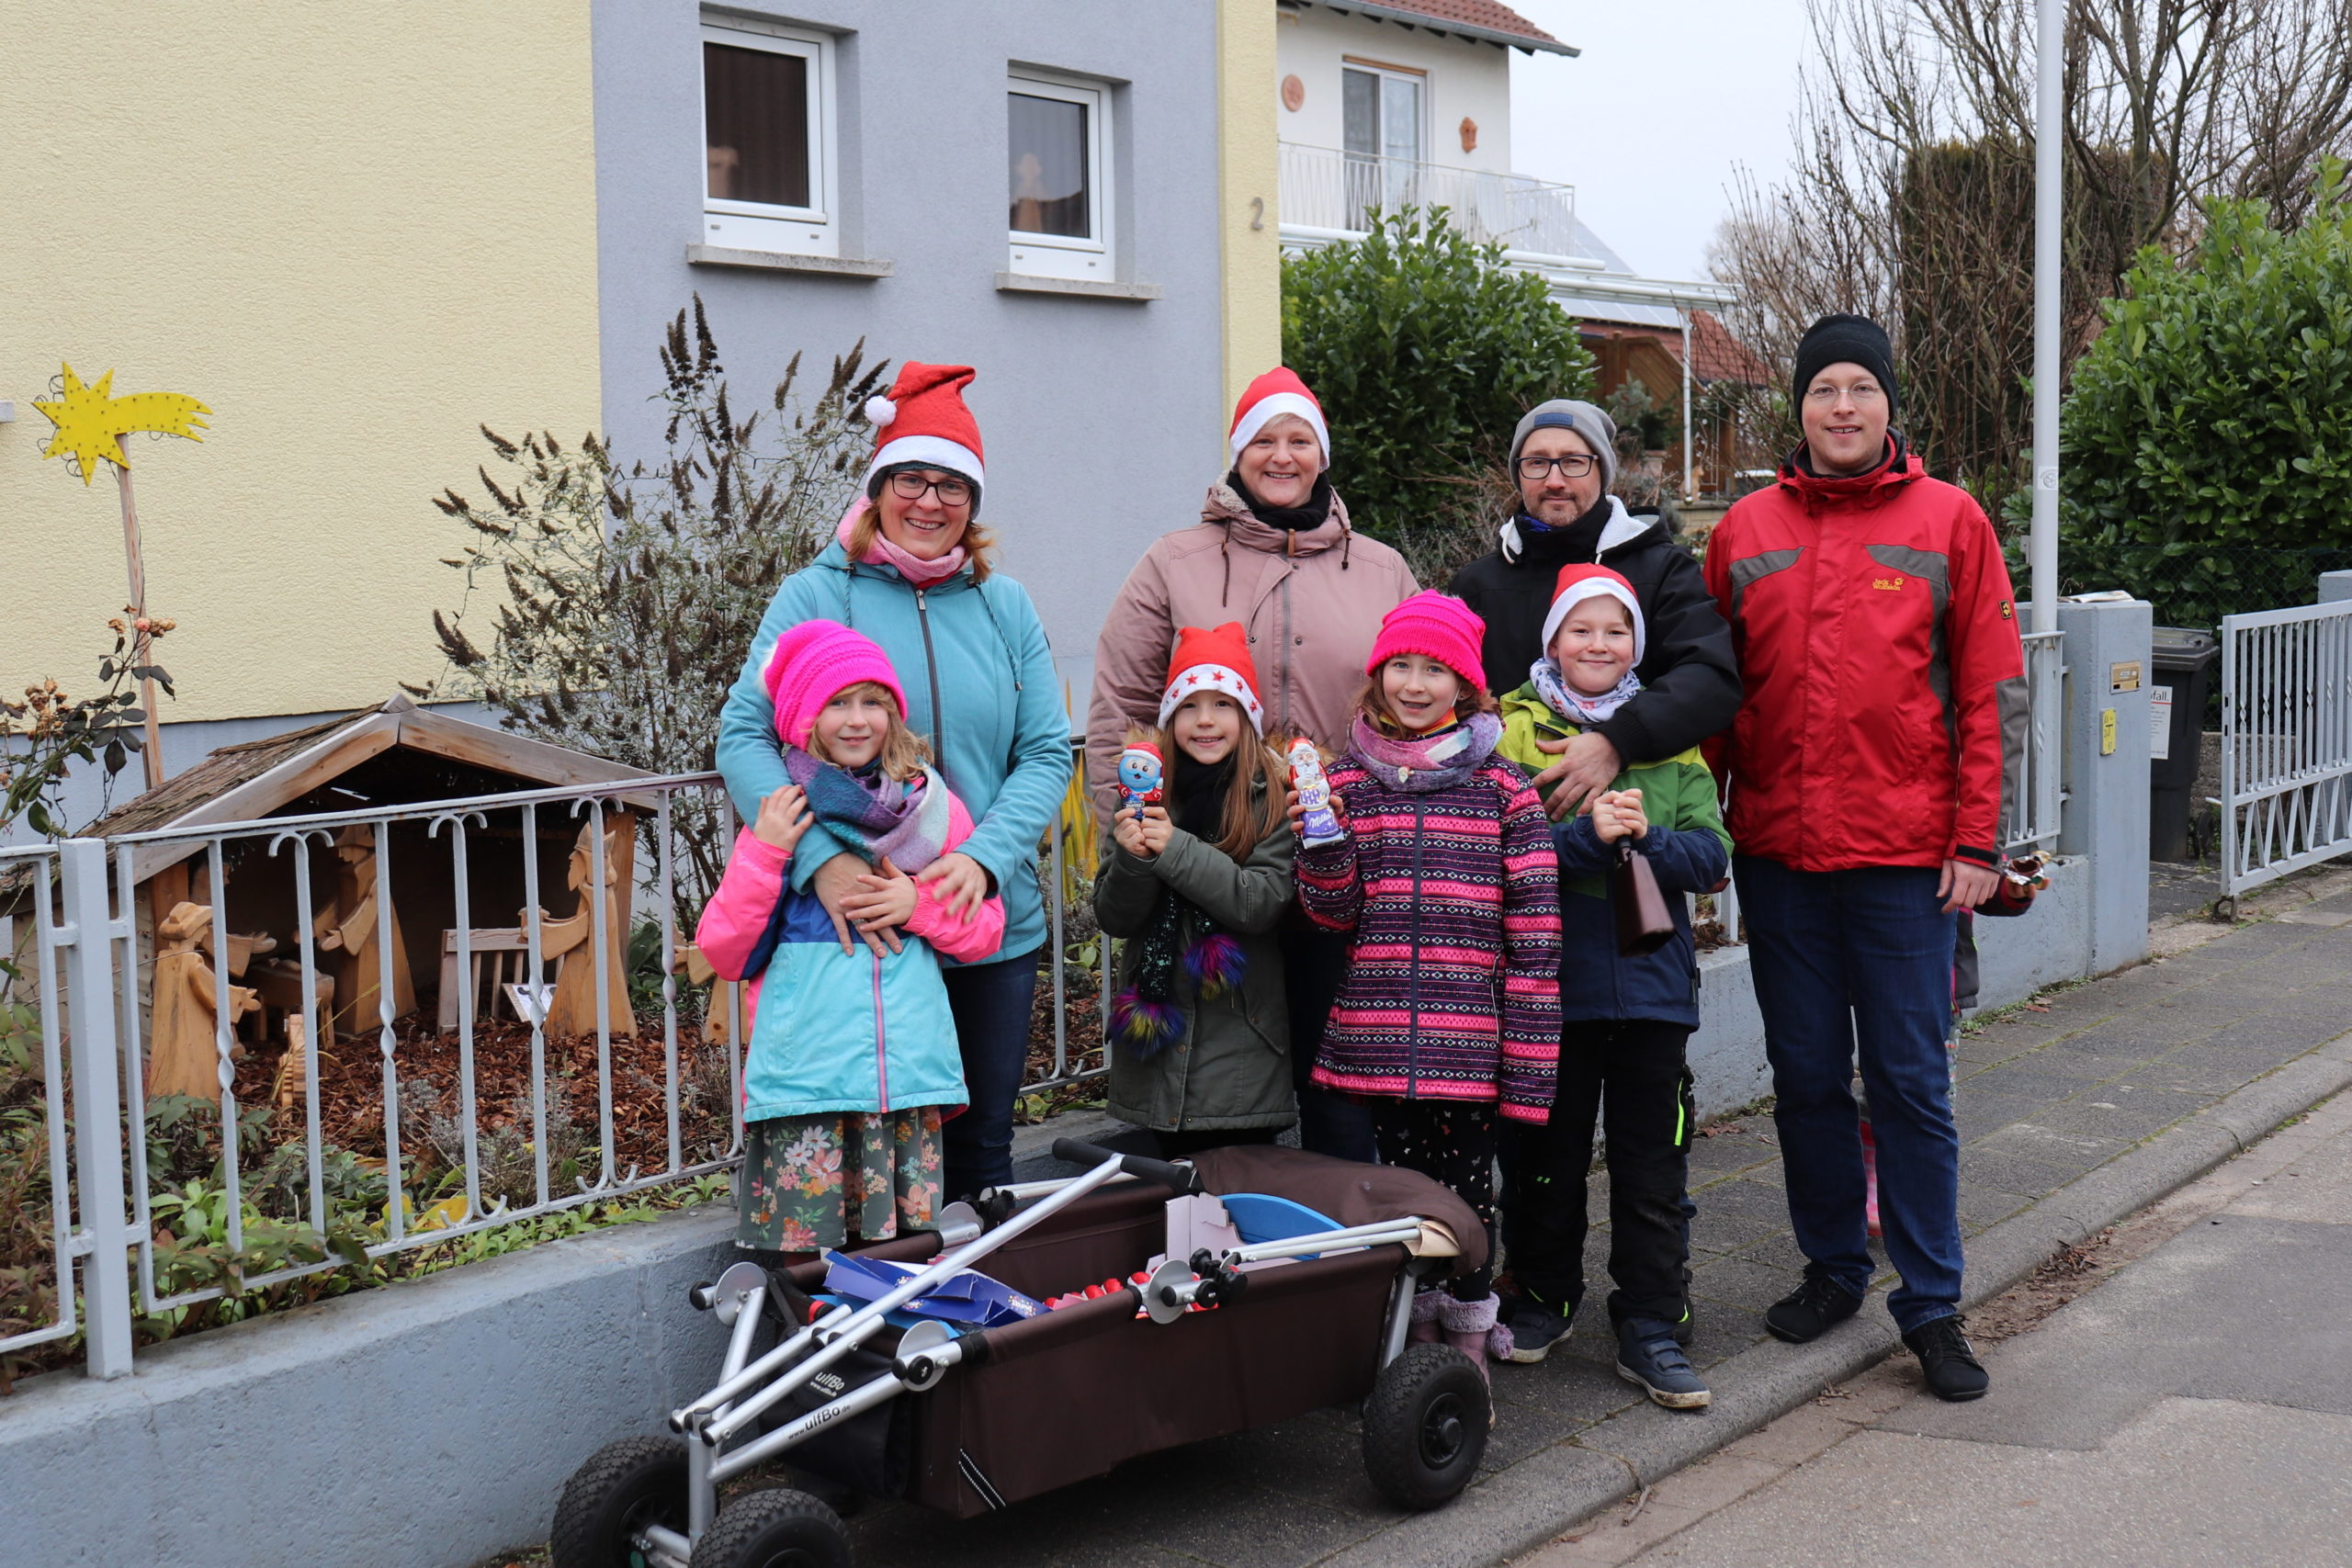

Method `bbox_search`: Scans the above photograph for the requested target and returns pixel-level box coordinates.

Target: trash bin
[2148,626,2220,862]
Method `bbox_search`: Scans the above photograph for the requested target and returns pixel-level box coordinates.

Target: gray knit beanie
[1509,399,1618,494]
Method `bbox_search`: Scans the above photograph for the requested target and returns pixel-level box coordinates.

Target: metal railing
[2220,598,2352,911]
[0,844,93,1371]
[1278,141,1582,260]
[2007,629,2068,854]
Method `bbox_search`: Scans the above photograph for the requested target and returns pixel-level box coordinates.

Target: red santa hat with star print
[864,362,985,500]
[1159,622,1266,734]
[1227,367,1330,464]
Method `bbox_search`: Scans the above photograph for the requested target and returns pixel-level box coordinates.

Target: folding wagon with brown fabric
[549,1142,1493,1568]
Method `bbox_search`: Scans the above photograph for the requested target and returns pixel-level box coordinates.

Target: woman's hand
[751,785,811,852]
[844,855,920,932]
[814,852,900,956]
[1137,804,1174,857]
[1590,787,1648,844]
[914,851,990,919]
[1113,806,1153,859]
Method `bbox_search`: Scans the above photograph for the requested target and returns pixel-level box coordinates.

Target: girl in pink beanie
[695,620,1004,1260]
[1291,592,1562,1391]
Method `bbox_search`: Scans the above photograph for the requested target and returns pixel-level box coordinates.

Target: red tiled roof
[1340,1,1566,51]
[1689,310,1772,388]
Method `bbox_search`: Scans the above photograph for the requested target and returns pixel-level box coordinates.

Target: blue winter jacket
[717,543,1070,964]
[1547,808,1731,1028]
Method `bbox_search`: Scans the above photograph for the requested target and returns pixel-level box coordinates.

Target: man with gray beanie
[1449,398,1740,821]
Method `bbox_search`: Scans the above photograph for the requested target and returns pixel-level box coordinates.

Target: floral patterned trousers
[736,1106,944,1253]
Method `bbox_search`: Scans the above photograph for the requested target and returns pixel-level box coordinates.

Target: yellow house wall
[1217,0,1283,413]
[0,3,603,728]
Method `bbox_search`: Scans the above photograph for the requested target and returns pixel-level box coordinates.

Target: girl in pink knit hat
[1291,592,1562,1389]
[696,620,1004,1259]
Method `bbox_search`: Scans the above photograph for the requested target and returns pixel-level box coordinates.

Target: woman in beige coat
[1087,367,1416,1159]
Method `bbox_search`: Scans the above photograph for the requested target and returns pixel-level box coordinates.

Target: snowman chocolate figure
[1118,741,1165,818]
[1288,739,1346,847]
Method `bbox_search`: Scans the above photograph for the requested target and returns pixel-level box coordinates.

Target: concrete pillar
[2056,596,2154,973]
[2319,570,2352,604]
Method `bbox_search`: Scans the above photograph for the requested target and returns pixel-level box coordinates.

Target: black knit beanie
[1792,313,1898,416]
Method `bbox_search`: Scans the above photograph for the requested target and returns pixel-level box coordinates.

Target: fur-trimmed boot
[1408,1287,1445,1345]
[1438,1292,1511,1383]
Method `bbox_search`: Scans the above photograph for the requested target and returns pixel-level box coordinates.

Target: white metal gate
[2219,598,2352,915]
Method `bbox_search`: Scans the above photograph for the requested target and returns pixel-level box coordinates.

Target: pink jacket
[1086,483,1418,808]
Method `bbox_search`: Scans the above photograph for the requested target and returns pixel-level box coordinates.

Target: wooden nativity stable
[6,696,681,1101]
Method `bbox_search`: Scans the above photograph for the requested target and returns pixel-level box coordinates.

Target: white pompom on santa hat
[1227,366,1330,464]
[864,361,985,501]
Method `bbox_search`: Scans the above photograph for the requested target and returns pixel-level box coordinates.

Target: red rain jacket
[1702,444,2028,873]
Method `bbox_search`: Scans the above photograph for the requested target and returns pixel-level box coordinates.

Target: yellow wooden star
[31,363,210,484]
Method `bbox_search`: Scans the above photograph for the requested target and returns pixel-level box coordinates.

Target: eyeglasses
[1516,454,1599,480]
[888,470,974,506]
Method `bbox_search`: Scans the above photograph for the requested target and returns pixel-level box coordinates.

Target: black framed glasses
[888,470,974,506]
[1516,453,1599,480]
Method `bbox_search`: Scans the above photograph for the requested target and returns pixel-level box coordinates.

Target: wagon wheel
[549,1435,689,1568]
[689,1487,853,1568]
[1361,1343,1490,1510]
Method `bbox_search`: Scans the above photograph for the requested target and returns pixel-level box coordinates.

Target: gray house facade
[589,0,1238,689]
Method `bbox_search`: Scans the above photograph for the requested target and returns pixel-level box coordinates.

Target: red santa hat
[864,362,985,499]
[1159,622,1266,734]
[1227,367,1331,464]
[1543,563,1645,663]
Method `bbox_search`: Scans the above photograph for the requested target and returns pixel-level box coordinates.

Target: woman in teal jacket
[717,363,1070,1196]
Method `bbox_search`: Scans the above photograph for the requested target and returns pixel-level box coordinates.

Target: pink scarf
[837,496,967,586]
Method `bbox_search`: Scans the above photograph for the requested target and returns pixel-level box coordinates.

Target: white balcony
[1277,141,1587,264]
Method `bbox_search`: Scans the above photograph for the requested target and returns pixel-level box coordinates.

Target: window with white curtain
[1007,71,1112,281]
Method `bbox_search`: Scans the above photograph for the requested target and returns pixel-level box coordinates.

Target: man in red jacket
[1703,313,2026,1403]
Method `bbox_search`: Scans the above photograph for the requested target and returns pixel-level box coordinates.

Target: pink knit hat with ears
[761,619,910,749]
[1366,592,1489,693]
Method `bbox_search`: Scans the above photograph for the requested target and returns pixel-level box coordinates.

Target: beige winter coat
[1086,484,1418,807]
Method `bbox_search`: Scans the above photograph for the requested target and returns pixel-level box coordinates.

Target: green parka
[1093,785,1296,1134]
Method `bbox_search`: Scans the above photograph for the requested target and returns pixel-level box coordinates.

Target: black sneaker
[1502,1292,1575,1363]
[1903,1314,1989,1402]
[1764,1272,1863,1344]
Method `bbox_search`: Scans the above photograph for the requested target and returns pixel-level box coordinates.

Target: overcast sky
[1508,0,1813,283]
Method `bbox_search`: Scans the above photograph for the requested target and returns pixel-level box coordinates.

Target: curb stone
[1315,1031,2352,1568]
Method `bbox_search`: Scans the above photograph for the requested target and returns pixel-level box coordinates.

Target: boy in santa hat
[1493,564,1733,1410]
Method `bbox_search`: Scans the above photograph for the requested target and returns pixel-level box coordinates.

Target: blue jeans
[1281,922,1380,1163]
[941,947,1042,1199]
[1736,857,1962,1334]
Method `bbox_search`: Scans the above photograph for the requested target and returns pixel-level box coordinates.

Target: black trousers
[1370,1099,1498,1300]
[1499,1020,1694,1327]
[1282,922,1380,1162]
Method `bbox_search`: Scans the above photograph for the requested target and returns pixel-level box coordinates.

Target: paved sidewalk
[842,884,2352,1568]
[1530,1086,2352,1567]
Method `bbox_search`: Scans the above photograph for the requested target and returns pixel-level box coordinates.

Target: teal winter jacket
[717,543,1071,964]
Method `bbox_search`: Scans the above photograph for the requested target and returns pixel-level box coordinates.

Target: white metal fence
[3,766,1112,1380]
[2220,598,2352,913]
[1278,141,1583,260]
[2006,628,2068,854]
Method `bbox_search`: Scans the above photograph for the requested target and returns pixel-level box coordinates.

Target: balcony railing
[1279,141,1581,261]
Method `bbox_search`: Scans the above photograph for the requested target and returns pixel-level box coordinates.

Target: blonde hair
[850,491,996,583]
[1125,719,1288,861]
[1353,667,1497,739]
[808,681,933,782]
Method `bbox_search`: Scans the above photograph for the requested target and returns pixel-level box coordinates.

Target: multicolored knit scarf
[1346,710,1503,793]
[1530,658,1644,727]
[781,746,953,873]
[1110,755,1248,1058]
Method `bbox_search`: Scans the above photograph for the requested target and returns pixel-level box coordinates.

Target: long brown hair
[1127,723,1288,861]
[808,681,933,782]
[848,491,997,583]
[1352,666,1498,739]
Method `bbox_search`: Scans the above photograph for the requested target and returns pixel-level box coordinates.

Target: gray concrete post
[59,837,136,1377]
[2056,597,2154,973]
[2319,569,2352,604]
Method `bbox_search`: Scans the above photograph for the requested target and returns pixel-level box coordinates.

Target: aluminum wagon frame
[549,1140,1493,1568]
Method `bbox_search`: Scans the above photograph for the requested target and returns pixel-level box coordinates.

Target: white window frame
[1006,69,1113,282]
[700,17,838,258]
[1340,60,1428,166]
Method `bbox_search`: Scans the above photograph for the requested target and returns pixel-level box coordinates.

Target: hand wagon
[549,1140,1493,1568]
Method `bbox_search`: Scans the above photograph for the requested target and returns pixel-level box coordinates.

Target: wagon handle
[1051,1138,1204,1195]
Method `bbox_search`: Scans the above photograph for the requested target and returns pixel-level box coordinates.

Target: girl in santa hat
[1092,623,1298,1155]
[1292,592,1562,1382]
[697,620,1005,1258]
[717,363,1070,1202]
[1491,564,1730,1410]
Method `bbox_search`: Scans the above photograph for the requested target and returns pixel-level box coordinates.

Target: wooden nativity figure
[145,902,261,1100]
[312,823,415,1038]
[536,814,638,1039]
